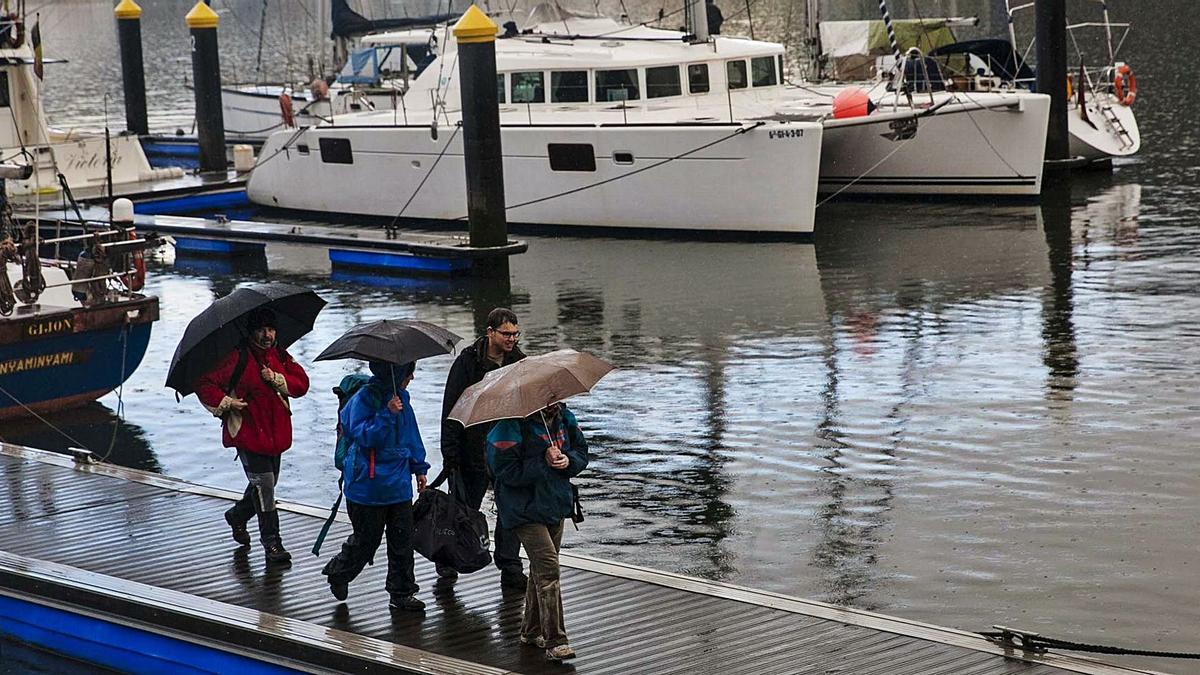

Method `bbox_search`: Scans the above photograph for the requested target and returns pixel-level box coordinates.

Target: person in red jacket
[195,308,310,563]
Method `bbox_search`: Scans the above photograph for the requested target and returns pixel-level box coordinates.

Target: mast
[806,0,821,79]
[688,0,709,43]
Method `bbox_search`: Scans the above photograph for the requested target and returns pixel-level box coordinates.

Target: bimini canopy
[928,38,1034,83]
[336,46,411,85]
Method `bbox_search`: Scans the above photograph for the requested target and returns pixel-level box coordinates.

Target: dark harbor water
[5,1,1197,673]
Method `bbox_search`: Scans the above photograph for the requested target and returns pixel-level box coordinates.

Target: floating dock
[21,208,528,274]
[0,444,1158,674]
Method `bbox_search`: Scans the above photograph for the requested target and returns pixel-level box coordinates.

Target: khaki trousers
[514,520,567,647]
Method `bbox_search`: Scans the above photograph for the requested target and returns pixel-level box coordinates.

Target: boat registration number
[768,129,805,140]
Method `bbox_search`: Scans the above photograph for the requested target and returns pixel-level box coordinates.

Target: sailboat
[0,12,181,204]
[1002,0,1140,164]
[220,0,459,142]
[788,1,1050,196]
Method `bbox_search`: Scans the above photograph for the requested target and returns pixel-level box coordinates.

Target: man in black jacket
[440,308,527,588]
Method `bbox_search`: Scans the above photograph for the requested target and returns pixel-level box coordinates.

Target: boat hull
[0,297,158,420]
[815,93,1051,196]
[1068,94,1141,163]
[247,121,822,235]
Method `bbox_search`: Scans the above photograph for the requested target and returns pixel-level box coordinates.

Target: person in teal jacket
[322,361,430,611]
[487,401,589,661]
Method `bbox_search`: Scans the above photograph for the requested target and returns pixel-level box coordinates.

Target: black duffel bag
[413,470,492,573]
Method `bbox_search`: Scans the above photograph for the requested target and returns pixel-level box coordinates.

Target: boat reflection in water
[0,403,161,473]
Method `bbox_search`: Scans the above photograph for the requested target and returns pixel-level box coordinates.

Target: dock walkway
[0,444,1158,674]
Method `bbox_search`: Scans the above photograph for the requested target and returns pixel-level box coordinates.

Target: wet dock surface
[0,444,1156,675]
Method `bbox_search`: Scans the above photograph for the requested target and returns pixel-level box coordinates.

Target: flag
[31,15,42,80]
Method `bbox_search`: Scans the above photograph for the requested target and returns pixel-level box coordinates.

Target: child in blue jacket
[322,361,430,611]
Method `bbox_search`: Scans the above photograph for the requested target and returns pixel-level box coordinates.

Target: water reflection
[0,403,161,473]
[1040,184,1080,402]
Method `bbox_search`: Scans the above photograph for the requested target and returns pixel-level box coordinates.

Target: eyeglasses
[491,329,521,339]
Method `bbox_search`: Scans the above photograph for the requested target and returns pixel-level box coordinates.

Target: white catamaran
[245,5,824,236]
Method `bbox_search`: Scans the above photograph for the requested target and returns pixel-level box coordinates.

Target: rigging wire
[458,122,764,216]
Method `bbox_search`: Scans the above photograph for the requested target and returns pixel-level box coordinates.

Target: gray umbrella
[447,349,614,427]
[314,319,461,365]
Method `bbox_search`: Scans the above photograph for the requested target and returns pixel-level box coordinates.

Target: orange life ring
[121,231,146,292]
[278,93,296,128]
[1113,64,1136,106]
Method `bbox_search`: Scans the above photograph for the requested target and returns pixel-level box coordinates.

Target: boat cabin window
[0,72,9,107]
[596,69,640,102]
[548,143,596,172]
[778,55,785,82]
[511,71,545,103]
[752,56,778,87]
[726,60,748,90]
[646,65,682,99]
[319,138,353,164]
[687,63,710,94]
[497,74,506,103]
[551,71,589,103]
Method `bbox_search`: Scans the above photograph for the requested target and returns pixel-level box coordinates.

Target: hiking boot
[435,565,459,581]
[545,644,576,661]
[329,580,349,602]
[388,595,426,612]
[263,541,292,564]
[519,634,546,649]
[224,509,251,546]
[500,570,528,591]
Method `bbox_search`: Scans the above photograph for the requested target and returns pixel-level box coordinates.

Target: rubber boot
[258,508,291,564]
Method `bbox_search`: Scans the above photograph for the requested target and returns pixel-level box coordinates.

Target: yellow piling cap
[114,0,143,20]
[185,0,219,29]
[453,5,497,44]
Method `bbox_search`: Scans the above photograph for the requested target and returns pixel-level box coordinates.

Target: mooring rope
[981,629,1200,660]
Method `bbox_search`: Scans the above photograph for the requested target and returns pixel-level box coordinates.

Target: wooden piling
[452,6,509,278]
[1035,0,1070,165]
[115,0,148,136]
[186,1,227,173]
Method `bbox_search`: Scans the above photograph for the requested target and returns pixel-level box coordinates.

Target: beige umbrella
[447,349,614,427]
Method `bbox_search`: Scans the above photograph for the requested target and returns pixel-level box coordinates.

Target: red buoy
[832,87,872,119]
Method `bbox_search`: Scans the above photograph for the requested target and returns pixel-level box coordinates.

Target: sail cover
[331,0,458,39]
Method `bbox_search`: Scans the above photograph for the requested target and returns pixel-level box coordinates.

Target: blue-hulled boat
[1,227,159,420]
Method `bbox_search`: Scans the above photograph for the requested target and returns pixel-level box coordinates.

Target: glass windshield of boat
[688,63,710,94]
[751,56,778,87]
[726,60,748,89]
[596,69,640,102]
[551,71,589,103]
[646,66,682,99]
[511,71,545,103]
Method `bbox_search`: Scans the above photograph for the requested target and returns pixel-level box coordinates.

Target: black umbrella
[167,283,327,396]
[314,319,461,365]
